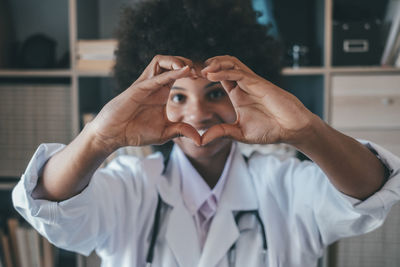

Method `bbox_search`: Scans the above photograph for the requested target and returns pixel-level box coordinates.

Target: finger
[201,58,236,76]
[201,123,243,146]
[135,55,193,84]
[205,69,265,97]
[205,55,238,66]
[175,56,194,68]
[155,55,194,72]
[205,69,246,83]
[203,56,253,75]
[138,65,190,90]
[163,122,201,146]
[124,66,191,100]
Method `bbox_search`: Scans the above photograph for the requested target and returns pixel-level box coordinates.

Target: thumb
[163,122,202,146]
[201,123,243,146]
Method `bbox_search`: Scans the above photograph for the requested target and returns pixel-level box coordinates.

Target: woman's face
[166,66,237,160]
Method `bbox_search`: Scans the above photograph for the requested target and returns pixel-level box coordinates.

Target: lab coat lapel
[198,147,259,267]
[165,202,201,267]
[156,150,201,267]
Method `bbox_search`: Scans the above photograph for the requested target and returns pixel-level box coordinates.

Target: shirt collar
[173,142,237,215]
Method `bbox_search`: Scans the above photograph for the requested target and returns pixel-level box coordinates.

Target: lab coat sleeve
[313,140,400,245]
[12,143,158,256]
[249,140,400,252]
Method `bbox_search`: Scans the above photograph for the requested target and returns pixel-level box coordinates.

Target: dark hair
[113,0,282,94]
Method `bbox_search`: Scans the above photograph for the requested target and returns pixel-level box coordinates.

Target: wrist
[83,122,118,158]
[287,113,326,151]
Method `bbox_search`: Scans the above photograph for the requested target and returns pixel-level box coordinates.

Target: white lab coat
[12,141,400,267]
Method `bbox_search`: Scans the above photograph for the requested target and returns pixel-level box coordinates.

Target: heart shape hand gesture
[90,55,315,153]
[200,56,315,146]
[90,55,202,152]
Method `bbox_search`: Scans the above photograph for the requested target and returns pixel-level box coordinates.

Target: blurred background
[0,0,400,266]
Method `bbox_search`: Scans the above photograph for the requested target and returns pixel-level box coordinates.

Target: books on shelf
[7,218,19,267]
[1,218,55,267]
[0,84,73,178]
[76,59,115,73]
[76,39,117,73]
[15,226,29,267]
[0,230,13,267]
[381,0,400,66]
[77,39,117,60]
[395,48,400,67]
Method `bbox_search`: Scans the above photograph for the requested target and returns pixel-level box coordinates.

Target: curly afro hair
[113,0,282,94]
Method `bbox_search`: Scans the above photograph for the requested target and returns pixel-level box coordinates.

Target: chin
[174,137,232,160]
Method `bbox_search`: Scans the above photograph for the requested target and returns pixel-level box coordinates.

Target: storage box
[332,20,383,66]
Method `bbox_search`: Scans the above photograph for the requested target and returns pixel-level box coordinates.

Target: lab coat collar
[199,144,259,267]
[156,149,201,266]
[155,144,259,267]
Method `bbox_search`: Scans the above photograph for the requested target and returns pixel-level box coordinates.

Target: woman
[12,0,400,266]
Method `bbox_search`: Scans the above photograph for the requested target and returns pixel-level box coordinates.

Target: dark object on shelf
[57,51,70,68]
[332,20,383,66]
[273,0,322,66]
[287,44,310,68]
[20,33,57,68]
[333,0,389,22]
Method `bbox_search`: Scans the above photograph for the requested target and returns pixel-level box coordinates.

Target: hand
[89,55,201,152]
[200,56,316,146]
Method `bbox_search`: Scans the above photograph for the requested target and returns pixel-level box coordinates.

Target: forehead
[172,76,219,90]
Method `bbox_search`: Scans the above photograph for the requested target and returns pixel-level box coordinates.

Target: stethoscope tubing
[146,196,268,266]
[146,195,163,265]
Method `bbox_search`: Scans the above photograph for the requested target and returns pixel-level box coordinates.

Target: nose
[185,99,213,127]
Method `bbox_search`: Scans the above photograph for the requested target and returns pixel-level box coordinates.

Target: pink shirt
[174,142,236,249]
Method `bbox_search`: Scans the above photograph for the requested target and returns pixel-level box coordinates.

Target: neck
[187,144,232,189]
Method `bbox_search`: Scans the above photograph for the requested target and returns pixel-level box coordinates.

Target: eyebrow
[205,82,220,88]
[171,82,220,91]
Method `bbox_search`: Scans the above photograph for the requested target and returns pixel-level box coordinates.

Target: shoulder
[246,150,306,176]
[93,151,165,188]
[104,151,163,173]
[247,150,326,192]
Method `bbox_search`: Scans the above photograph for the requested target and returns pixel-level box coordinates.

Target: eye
[207,89,226,101]
[171,93,186,103]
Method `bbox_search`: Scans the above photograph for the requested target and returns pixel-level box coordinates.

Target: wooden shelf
[0,181,18,190]
[282,66,400,76]
[1,67,398,78]
[0,69,72,77]
[330,66,400,74]
[77,69,113,77]
[282,67,326,75]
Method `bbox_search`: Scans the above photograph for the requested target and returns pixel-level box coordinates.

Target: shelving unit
[0,69,72,77]
[1,0,399,266]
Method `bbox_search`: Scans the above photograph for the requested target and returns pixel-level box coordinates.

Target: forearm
[31,123,113,201]
[293,115,386,200]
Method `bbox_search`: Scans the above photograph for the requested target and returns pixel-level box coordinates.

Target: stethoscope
[145,151,268,266]
[228,210,268,266]
[146,196,268,267]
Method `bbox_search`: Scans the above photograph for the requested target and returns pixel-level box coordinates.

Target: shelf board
[0,69,72,77]
[1,67,396,78]
[282,67,326,76]
[330,66,400,74]
[282,66,400,76]
[77,69,113,77]
[0,181,18,190]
